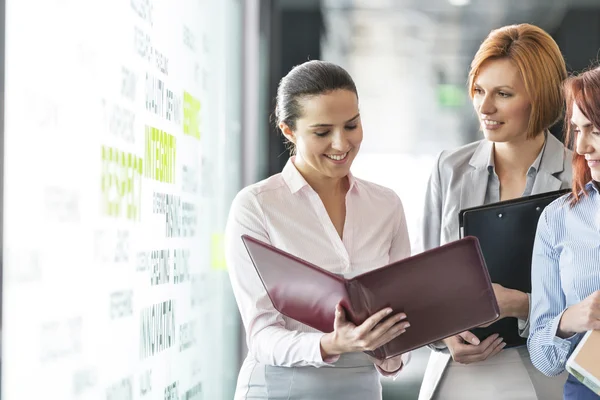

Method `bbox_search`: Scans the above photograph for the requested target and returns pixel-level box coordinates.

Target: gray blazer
[421,133,572,250]
[418,133,572,400]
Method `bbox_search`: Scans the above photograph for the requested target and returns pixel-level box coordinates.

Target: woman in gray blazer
[418,23,571,400]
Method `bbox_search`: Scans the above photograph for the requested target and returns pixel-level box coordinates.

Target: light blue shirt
[485,132,548,204]
[528,181,600,377]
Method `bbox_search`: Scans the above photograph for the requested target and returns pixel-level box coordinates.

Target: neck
[493,132,546,177]
[293,157,349,197]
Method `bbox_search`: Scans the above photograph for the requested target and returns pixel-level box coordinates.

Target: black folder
[459,189,570,347]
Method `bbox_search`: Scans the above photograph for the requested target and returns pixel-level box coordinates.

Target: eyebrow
[308,113,360,128]
[571,121,593,128]
[474,83,514,90]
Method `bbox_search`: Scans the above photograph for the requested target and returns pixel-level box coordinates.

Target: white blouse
[225,158,411,379]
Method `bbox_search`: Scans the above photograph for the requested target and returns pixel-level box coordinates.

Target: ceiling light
[448,0,470,6]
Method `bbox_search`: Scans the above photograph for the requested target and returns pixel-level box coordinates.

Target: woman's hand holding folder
[320,304,410,360]
[478,283,529,328]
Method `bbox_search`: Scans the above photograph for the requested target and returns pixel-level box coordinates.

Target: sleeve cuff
[375,352,411,380]
[323,354,340,364]
[314,333,340,366]
[518,294,531,338]
[428,340,449,353]
[549,311,581,364]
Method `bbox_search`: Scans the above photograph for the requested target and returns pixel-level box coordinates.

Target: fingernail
[404,322,411,328]
[501,342,507,347]
[398,313,407,320]
[471,338,480,345]
[386,308,393,315]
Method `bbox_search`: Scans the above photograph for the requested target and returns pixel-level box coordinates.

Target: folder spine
[345,280,371,326]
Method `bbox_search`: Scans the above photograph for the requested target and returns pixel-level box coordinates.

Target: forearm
[556,305,585,338]
[557,313,576,339]
[506,289,529,320]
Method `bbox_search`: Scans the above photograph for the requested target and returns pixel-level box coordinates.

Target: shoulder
[230,173,287,212]
[562,144,574,159]
[546,133,574,170]
[427,141,486,190]
[548,133,573,156]
[562,145,574,166]
[353,177,403,207]
[562,146,574,172]
[226,174,289,239]
[541,135,573,187]
[560,148,574,184]
[435,140,484,174]
[540,192,571,227]
[533,194,571,253]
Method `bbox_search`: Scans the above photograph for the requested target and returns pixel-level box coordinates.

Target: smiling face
[279,89,362,182]
[572,101,600,182]
[472,58,535,144]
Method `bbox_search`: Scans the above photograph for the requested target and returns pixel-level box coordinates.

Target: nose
[477,93,496,116]
[331,129,350,151]
[576,131,594,156]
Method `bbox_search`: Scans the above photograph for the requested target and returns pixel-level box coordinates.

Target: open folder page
[242,234,499,360]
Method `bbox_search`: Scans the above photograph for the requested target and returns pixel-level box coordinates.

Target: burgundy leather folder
[241,235,500,360]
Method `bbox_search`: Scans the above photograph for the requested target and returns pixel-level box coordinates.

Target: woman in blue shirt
[529,66,600,399]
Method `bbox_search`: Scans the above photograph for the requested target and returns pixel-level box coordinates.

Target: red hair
[468,24,567,139]
[564,67,600,205]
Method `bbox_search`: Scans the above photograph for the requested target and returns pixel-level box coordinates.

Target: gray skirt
[433,346,567,400]
[235,352,382,400]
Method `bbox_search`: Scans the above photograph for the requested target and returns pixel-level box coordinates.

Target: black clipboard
[458,188,570,347]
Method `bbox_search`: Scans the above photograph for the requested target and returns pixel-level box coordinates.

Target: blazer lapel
[418,352,451,400]
[531,133,566,194]
[531,172,562,194]
[459,141,491,211]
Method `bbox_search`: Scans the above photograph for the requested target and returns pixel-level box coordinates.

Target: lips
[325,152,349,161]
[482,119,503,126]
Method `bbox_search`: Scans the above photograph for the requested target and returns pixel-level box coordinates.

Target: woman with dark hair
[225,60,412,399]
[528,66,600,399]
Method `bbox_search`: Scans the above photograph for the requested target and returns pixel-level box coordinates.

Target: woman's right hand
[558,290,600,338]
[320,304,410,359]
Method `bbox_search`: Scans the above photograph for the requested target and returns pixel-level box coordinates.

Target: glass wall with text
[2,0,242,398]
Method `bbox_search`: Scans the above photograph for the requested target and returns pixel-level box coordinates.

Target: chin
[327,167,351,179]
[482,130,509,143]
[322,164,351,178]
